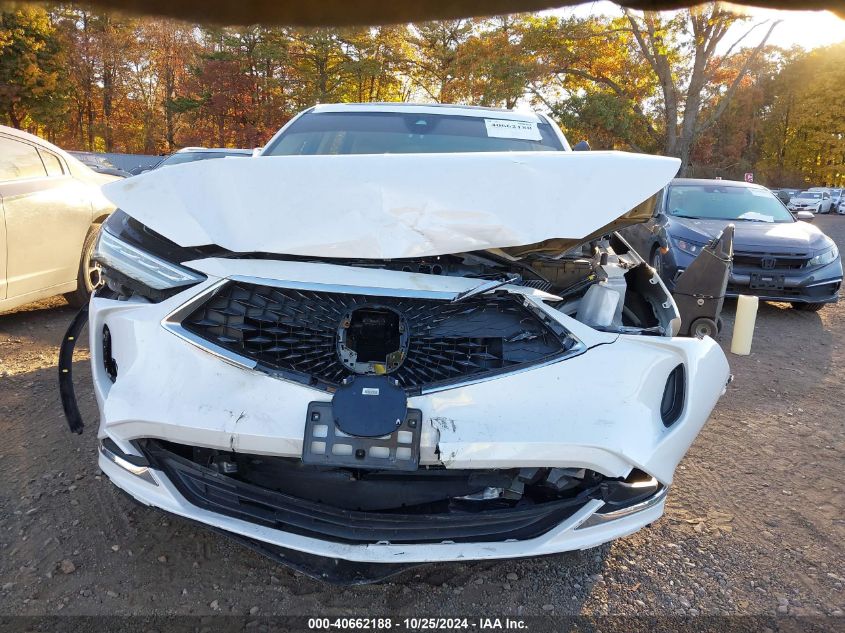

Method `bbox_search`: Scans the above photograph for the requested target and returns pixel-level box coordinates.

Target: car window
[0,136,48,182]
[667,184,794,223]
[264,112,564,155]
[38,149,65,177]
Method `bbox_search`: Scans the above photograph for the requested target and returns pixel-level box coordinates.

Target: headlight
[93,227,205,291]
[807,245,839,268]
[670,236,706,256]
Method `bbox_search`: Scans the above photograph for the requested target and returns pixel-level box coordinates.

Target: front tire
[791,302,825,312]
[65,224,102,308]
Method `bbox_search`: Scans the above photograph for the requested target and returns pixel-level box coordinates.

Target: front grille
[181,281,574,392]
[732,252,810,270]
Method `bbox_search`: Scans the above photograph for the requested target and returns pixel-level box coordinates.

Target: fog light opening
[660,363,685,427]
[102,324,118,383]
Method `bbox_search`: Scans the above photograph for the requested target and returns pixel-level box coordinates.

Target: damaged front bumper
[69,257,730,578]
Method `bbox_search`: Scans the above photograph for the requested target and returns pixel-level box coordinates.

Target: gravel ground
[0,216,843,619]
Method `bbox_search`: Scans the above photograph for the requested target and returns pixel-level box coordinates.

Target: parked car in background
[807,187,834,213]
[621,178,842,312]
[788,190,833,214]
[68,103,731,581]
[0,126,117,312]
[773,188,800,205]
[830,188,843,210]
[69,152,131,178]
[147,147,252,171]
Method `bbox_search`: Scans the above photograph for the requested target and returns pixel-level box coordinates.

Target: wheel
[690,317,718,338]
[64,224,102,308]
[791,302,825,312]
[650,246,665,279]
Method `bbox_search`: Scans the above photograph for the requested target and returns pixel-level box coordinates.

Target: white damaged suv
[61,103,730,583]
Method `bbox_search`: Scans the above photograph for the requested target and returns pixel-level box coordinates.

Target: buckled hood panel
[103,151,680,259]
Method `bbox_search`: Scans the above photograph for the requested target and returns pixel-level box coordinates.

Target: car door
[0,134,93,300]
[822,192,831,213]
[0,192,6,301]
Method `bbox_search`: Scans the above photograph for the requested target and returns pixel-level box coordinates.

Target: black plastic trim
[58,305,89,434]
[660,363,685,428]
[143,442,595,545]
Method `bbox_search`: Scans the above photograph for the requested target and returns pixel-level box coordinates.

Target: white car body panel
[102,151,680,259]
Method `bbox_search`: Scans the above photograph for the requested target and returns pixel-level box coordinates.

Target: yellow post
[731,295,759,356]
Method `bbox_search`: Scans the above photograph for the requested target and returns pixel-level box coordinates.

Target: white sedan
[0,126,117,313]
[788,190,833,214]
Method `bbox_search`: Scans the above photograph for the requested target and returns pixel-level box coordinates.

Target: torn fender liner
[58,304,89,434]
[102,151,681,259]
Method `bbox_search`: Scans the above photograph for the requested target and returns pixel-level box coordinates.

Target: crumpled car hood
[103,151,680,259]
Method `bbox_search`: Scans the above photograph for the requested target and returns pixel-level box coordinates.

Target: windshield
[796,192,822,199]
[667,184,793,223]
[157,151,248,168]
[263,111,565,155]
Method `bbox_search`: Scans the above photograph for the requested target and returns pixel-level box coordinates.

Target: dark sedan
[621,178,842,311]
[772,187,800,205]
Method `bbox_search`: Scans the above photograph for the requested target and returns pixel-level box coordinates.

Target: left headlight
[670,236,706,256]
[807,244,839,268]
[93,226,205,292]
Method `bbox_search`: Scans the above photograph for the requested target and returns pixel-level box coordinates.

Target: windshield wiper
[452,275,520,303]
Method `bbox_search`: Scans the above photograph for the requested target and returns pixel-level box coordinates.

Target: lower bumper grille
[145,444,595,545]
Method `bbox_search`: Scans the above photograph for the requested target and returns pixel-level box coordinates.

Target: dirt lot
[0,216,843,619]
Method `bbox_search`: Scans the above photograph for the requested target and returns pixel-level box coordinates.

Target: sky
[557,1,845,50]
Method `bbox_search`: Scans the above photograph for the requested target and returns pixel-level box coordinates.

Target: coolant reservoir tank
[577,283,622,328]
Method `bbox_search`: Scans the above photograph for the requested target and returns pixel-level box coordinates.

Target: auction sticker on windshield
[484,118,542,141]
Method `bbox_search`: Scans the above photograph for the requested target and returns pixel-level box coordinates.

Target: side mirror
[252,147,263,157]
[796,210,814,222]
[573,140,591,151]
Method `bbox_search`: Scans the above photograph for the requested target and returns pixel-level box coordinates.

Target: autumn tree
[0,7,67,130]
[339,26,412,103]
[457,16,533,108]
[755,42,845,187]
[529,5,779,172]
[407,20,473,102]
[688,46,781,179]
[623,6,779,173]
[524,14,662,151]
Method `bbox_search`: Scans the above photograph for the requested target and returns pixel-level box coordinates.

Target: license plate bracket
[750,272,784,290]
[302,401,422,471]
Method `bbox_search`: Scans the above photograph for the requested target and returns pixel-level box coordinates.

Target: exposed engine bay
[101,209,679,340]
